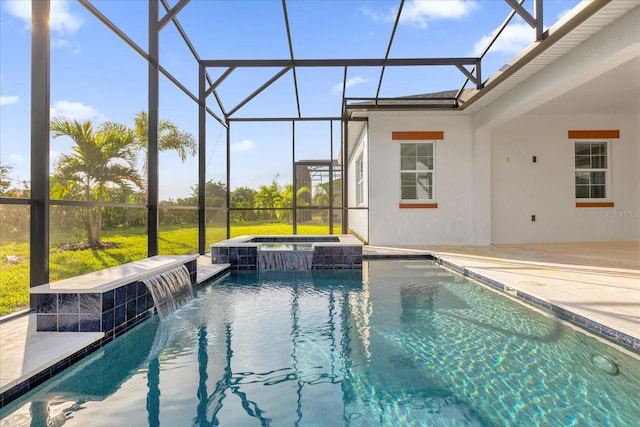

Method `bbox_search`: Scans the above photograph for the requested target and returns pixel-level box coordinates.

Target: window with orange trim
[400,141,435,202]
[574,140,611,201]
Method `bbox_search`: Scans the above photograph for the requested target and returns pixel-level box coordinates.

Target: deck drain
[518,281,547,286]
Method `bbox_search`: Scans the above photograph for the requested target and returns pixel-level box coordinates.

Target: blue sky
[0,0,579,200]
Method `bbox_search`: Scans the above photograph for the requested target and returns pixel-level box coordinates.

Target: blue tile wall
[213,245,362,270]
[34,262,196,335]
[312,246,362,269]
[213,244,363,270]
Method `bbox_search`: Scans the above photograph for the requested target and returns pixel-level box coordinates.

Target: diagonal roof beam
[77,0,226,127]
[227,67,292,117]
[282,0,301,118]
[205,67,235,117]
[456,0,523,100]
[376,0,404,103]
[455,64,480,87]
[341,66,348,118]
[158,0,190,31]
[159,0,227,120]
[206,67,236,97]
[505,0,545,41]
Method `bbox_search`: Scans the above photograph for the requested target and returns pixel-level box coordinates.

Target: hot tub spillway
[143,264,193,318]
[258,243,314,270]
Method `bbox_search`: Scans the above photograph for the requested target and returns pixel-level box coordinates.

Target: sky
[0,0,579,200]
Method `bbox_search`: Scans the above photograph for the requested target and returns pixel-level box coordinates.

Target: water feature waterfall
[258,244,314,270]
[143,265,193,318]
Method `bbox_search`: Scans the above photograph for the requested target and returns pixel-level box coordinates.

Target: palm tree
[275,184,311,223]
[133,111,197,170]
[50,118,143,247]
[313,181,341,223]
[254,181,282,223]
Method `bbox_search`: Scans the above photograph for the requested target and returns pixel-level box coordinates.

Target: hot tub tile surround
[30,256,198,334]
[211,235,363,270]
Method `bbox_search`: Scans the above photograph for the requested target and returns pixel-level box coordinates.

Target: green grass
[0,222,341,316]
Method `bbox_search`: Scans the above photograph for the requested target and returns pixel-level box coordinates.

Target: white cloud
[9,153,24,163]
[472,22,533,56]
[401,0,478,28]
[363,0,477,29]
[0,96,19,106]
[332,76,369,95]
[5,0,82,34]
[360,7,384,22]
[50,100,106,122]
[230,139,256,153]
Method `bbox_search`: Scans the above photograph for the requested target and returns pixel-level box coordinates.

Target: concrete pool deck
[1,241,639,407]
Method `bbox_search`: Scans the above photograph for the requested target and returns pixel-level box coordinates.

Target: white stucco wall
[491,113,640,243]
[358,4,639,246]
[347,124,369,242]
[367,113,478,246]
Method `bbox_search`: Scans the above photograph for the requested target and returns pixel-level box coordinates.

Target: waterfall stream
[258,244,314,270]
[143,265,193,318]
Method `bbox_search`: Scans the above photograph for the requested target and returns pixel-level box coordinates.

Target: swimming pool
[1,260,638,426]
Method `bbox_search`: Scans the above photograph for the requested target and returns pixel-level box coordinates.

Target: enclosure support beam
[30,0,50,296]
[292,122,297,234]
[328,121,334,234]
[341,120,349,234]
[148,1,160,257]
[505,0,546,41]
[226,124,231,239]
[198,63,207,254]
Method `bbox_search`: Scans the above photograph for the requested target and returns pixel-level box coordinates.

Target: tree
[0,162,13,196]
[313,180,341,223]
[133,111,197,172]
[254,181,282,223]
[50,118,143,247]
[275,184,310,223]
[230,186,257,222]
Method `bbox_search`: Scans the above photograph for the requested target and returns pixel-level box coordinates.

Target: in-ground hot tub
[210,235,363,270]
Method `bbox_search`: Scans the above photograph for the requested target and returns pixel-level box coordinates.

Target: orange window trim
[575,202,614,208]
[568,130,619,139]
[392,131,444,140]
[399,203,438,209]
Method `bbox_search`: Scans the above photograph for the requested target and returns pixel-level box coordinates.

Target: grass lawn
[0,222,342,316]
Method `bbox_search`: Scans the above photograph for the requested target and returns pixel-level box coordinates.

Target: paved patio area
[1,241,639,408]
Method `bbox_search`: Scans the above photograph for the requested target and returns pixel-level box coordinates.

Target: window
[355,155,364,206]
[400,142,434,201]
[575,141,609,199]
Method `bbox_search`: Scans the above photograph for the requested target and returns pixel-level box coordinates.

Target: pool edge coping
[434,256,640,355]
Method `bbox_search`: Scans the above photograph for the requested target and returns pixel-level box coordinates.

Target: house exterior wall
[366,113,478,246]
[347,124,369,242]
[491,112,640,243]
[358,5,639,246]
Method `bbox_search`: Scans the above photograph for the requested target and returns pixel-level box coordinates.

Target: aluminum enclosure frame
[16,0,567,289]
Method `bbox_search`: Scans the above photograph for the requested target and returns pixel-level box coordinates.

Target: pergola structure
[11,0,613,289]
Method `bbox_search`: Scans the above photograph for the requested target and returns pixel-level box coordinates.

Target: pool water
[1,260,639,426]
